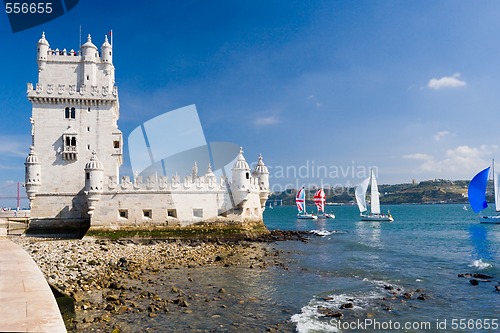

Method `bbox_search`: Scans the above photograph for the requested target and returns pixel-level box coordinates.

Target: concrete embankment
[0,238,66,332]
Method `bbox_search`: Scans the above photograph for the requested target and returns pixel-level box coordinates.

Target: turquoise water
[263,204,500,332]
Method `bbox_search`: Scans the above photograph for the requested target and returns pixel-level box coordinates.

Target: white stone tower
[26,32,122,218]
[84,151,104,216]
[24,146,41,201]
[252,154,270,209]
[231,147,251,206]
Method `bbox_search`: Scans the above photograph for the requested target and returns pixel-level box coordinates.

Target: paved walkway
[0,238,66,332]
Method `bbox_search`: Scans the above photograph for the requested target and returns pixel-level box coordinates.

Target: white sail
[494,160,500,212]
[355,177,370,213]
[370,169,381,215]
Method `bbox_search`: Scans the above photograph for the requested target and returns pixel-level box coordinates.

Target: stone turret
[24,146,41,201]
[252,154,270,209]
[231,147,251,206]
[84,151,104,216]
[205,163,216,185]
[37,32,49,72]
[101,35,112,63]
[81,34,98,87]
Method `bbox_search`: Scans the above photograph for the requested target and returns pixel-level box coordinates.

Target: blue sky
[1,0,500,205]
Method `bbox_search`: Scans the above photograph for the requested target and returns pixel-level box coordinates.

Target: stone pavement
[0,238,66,332]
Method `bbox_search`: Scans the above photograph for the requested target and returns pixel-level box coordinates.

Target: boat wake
[468,259,493,270]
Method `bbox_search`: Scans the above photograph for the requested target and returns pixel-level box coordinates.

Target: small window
[87,126,90,132]
[87,144,90,150]
[87,107,91,112]
[193,208,203,218]
[119,209,128,219]
[86,172,90,180]
[113,140,120,149]
[86,75,89,80]
[167,209,177,218]
[246,172,250,179]
[64,107,76,119]
[143,209,152,218]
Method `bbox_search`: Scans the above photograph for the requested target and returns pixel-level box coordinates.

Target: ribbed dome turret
[37,32,49,46]
[253,154,269,174]
[81,34,98,50]
[233,147,250,170]
[102,35,111,48]
[25,146,39,164]
[85,151,103,170]
[205,163,215,177]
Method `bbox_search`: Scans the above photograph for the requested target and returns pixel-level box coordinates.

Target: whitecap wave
[291,283,391,332]
[468,259,492,270]
[310,229,333,236]
[291,304,339,333]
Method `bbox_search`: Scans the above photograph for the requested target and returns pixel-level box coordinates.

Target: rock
[417,294,429,300]
[473,273,493,279]
[495,285,500,292]
[470,279,479,286]
[317,306,343,318]
[218,288,227,294]
[340,303,353,309]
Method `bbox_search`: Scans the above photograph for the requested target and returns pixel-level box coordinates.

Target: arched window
[64,107,70,118]
[70,107,75,119]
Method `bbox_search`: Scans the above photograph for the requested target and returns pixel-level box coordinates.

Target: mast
[493,159,500,212]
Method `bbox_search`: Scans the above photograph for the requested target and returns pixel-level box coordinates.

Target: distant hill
[268,179,483,205]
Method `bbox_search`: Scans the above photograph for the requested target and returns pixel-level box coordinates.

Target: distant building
[25,32,270,230]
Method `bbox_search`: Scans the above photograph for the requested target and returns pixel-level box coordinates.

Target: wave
[310,229,345,237]
[291,279,404,332]
[468,259,493,270]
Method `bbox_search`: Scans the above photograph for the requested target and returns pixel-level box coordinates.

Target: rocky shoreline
[11,231,306,332]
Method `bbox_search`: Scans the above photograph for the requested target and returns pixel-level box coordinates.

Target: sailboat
[468,159,500,224]
[296,187,317,219]
[355,169,394,222]
[313,188,335,219]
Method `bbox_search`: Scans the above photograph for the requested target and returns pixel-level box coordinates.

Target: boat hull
[317,213,335,219]
[479,216,500,224]
[360,214,394,222]
[297,214,318,220]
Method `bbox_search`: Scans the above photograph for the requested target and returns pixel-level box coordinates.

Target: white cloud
[404,145,493,177]
[403,153,433,161]
[252,115,280,127]
[428,73,467,90]
[433,130,451,141]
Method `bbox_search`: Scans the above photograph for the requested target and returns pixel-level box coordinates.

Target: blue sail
[468,167,490,213]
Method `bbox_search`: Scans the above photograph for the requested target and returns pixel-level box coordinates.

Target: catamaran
[313,188,335,219]
[468,159,500,224]
[355,169,394,222]
[296,187,317,219]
